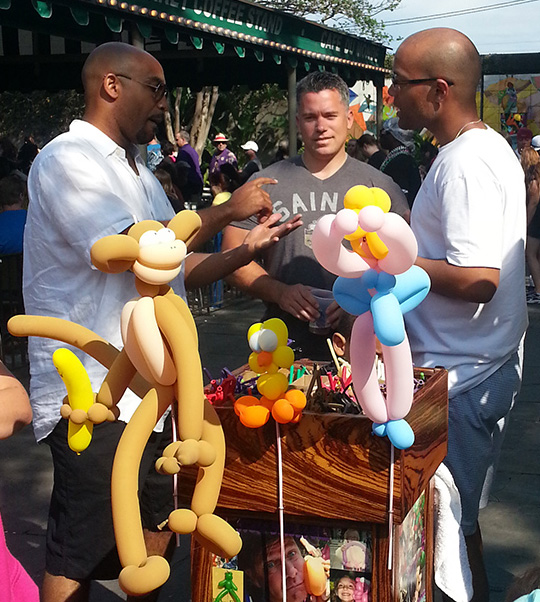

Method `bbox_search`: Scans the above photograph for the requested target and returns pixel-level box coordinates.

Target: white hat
[381,117,415,149]
[531,135,540,151]
[241,141,258,152]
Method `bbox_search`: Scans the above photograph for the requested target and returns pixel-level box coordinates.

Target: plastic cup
[309,288,334,335]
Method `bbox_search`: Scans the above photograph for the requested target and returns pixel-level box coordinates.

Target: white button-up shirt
[25,120,184,442]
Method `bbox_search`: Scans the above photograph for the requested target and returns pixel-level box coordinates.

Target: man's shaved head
[397,28,481,102]
[390,28,483,142]
[81,42,167,149]
[82,42,158,99]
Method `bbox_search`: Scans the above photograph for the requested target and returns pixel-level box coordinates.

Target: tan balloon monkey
[9,210,242,596]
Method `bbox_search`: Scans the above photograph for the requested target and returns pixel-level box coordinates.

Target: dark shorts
[44,414,174,581]
[528,204,540,239]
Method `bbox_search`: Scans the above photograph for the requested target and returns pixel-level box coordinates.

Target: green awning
[0,0,389,91]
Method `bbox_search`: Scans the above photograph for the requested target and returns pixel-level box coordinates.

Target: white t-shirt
[25,120,184,442]
[405,126,528,397]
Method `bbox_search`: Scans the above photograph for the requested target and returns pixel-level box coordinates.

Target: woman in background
[522,147,540,303]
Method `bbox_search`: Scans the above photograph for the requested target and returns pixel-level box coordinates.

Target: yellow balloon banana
[53,348,94,453]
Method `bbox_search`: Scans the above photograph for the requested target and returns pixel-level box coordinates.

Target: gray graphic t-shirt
[233,154,409,357]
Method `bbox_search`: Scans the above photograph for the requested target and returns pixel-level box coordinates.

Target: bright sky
[375,0,540,55]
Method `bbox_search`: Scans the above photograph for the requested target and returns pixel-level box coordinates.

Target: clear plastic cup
[309,288,334,335]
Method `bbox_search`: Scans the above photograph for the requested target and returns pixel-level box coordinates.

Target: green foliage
[0,90,84,148]
[254,0,401,43]
[212,84,288,161]
[384,53,394,72]
[174,84,288,165]
[0,84,286,165]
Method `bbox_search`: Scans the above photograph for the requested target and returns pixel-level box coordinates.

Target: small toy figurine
[214,571,242,602]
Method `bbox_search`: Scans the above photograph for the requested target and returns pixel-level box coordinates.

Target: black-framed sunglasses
[115,74,168,100]
[391,75,454,89]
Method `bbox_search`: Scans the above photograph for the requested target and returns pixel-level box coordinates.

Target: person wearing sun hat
[239,140,262,183]
[379,117,422,208]
[209,132,237,176]
[531,135,540,154]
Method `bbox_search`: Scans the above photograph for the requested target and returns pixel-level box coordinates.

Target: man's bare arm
[221,224,319,322]
[185,214,301,290]
[187,177,278,251]
[416,257,499,303]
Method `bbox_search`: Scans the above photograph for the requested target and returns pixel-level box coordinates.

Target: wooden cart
[184,366,448,602]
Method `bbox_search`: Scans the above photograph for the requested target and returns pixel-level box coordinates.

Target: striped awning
[0,0,389,91]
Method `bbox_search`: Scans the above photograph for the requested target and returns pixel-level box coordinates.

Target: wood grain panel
[207,367,448,524]
[187,367,447,601]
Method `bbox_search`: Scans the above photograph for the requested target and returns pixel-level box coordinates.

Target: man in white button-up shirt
[24,42,300,602]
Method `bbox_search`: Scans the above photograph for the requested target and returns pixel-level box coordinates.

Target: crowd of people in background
[521,132,540,303]
[143,117,438,216]
[0,136,38,256]
[2,113,539,291]
[140,119,540,317]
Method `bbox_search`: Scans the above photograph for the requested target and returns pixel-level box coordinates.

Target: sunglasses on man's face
[390,75,454,90]
[115,74,168,101]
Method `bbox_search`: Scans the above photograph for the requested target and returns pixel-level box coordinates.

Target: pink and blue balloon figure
[312,185,430,449]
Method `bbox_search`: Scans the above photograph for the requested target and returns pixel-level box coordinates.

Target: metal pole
[480,62,485,122]
[376,81,384,136]
[287,65,297,156]
[131,24,144,49]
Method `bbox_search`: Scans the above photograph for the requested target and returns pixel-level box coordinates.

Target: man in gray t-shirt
[223,72,409,359]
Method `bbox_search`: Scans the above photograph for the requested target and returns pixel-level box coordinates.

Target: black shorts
[44,414,174,581]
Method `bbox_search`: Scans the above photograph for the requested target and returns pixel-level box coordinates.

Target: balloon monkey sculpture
[312,186,430,449]
[9,211,242,596]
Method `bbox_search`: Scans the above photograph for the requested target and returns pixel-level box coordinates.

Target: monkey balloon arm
[97,349,138,409]
[154,296,205,441]
[8,314,151,400]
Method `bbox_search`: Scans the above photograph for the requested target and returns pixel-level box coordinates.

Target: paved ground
[0,297,539,601]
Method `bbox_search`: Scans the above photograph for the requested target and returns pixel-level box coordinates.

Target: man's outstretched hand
[243,213,302,257]
[227,177,278,222]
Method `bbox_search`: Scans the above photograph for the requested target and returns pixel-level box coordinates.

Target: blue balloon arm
[371,292,405,346]
[393,266,431,314]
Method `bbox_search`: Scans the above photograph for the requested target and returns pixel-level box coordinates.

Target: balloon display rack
[180,365,448,602]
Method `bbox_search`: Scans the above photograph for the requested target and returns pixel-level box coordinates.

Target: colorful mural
[480,74,540,137]
[348,82,397,139]
[349,82,378,136]
[347,71,540,143]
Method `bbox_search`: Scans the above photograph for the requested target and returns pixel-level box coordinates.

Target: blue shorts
[444,350,522,536]
[44,415,174,580]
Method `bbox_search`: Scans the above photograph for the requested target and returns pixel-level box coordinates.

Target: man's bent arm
[184,248,253,289]
[221,225,283,303]
[221,224,319,322]
[185,214,301,290]
[187,177,277,250]
[416,257,499,303]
